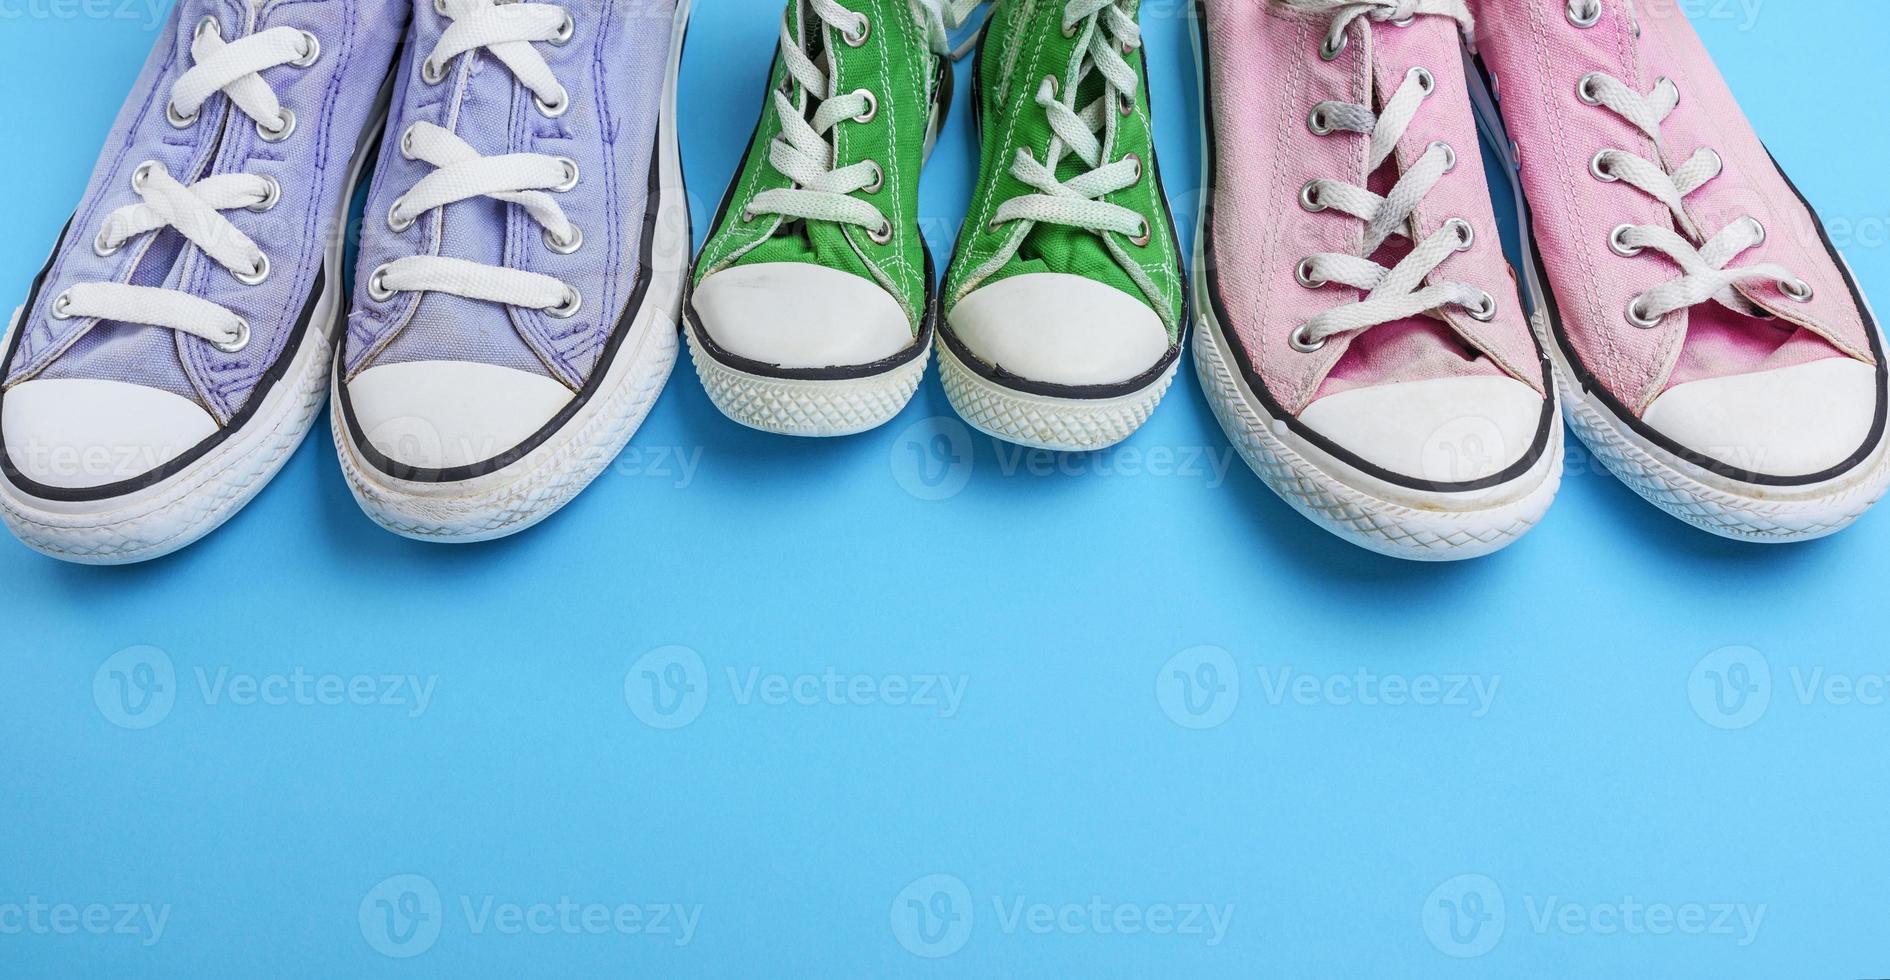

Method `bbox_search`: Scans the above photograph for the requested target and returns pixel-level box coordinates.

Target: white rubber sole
[332,0,692,543]
[685,328,929,438]
[1463,45,1890,543]
[938,338,1178,452]
[0,81,392,565]
[1186,14,1561,561]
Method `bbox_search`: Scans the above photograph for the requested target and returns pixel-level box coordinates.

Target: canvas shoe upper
[1191,0,1561,560]
[1475,0,1889,537]
[0,0,405,562]
[686,0,948,437]
[334,0,688,538]
[937,0,1184,451]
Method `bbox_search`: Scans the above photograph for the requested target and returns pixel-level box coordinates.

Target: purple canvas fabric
[5,0,409,425]
[344,0,677,391]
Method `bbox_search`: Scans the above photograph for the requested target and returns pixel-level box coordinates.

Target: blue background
[2,1,1887,976]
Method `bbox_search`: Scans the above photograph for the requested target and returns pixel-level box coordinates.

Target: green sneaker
[939,0,1184,451]
[687,0,951,437]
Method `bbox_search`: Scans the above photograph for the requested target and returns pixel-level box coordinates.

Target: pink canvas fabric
[1475,0,1874,414]
[1202,0,1542,416]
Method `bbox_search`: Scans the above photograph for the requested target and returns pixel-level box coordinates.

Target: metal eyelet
[422,58,448,84]
[1702,147,1724,177]
[1320,31,1348,61]
[1129,217,1151,247]
[536,85,571,118]
[258,108,296,143]
[1609,224,1642,257]
[1307,105,1334,136]
[862,160,883,194]
[868,220,894,244]
[1658,76,1678,107]
[852,89,878,124]
[1577,72,1604,105]
[1299,180,1327,213]
[1746,216,1767,247]
[1444,217,1475,251]
[290,30,321,68]
[248,176,282,213]
[388,198,414,232]
[1411,66,1435,95]
[544,224,583,254]
[1589,149,1619,182]
[194,14,221,41]
[1625,295,1661,328]
[547,287,582,319]
[1430,140,1457,172]
[93,228,120,258]
[399,124,419,160]
[166,100,199,128]
[433,0,447,14]
[1566,0,1601,28]
[740,206,759,223]
[1118,91,1134,116]
[1124,151,1142,183]
[553,157,580,192]
[1060,19,1077,38]
[552,10,575,44]
[1467,291,1498,322]
[843,14,870,46]
[367,264,396,301]
[1290,324,1326,353]
[131,160,159,194]
[1295,258,1326,289]
[214,317,250,353]
[49,290,75,320]
[1780,278,1815,303]
[234,252,270,286]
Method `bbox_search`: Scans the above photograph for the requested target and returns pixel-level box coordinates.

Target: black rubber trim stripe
[934,9,1187,403]
[679,50,952,383]
[339,106,682,485]
[1193,1,1555,495]
[0,219,332,504]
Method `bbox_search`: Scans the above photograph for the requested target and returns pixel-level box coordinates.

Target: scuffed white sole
[938,338,1176,452]
[685,327,928,438]
[0,77,392,565]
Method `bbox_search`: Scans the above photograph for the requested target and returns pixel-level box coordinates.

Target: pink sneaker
[1474,0,1890,540]
[1192,0,1563,561]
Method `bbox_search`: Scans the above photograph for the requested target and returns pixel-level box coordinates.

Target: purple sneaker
[0,1,406,563]
[333,0,692,542]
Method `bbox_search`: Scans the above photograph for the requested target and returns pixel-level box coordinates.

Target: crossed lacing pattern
[1285,0,1495,353]
[742,0,900,242]
[982,0,1149,244]
[367,0,585,320]
[1579,71,1813,330]
[50,16,321,354]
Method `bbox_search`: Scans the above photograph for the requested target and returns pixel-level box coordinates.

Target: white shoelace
[368,0,584,319]
[743,0,898,240]
[1284,0,1494,354]
[1580,71,1813,329]
[53,18,319,354]
[985,0,1147,243]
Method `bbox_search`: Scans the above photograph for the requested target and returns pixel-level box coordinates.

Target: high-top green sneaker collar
[943,0,1183,339]
[693,0,950,333]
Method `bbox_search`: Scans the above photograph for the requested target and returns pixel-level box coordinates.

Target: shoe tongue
[1313,132,1502,403]
[384,49,553,378]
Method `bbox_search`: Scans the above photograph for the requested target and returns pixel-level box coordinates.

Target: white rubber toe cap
[2,379,217,490]
[1642,357,1880,478]
[348,360,573,470]
[1299,375,1545,484]
[947,273,1169,387]
[692,262,911,370]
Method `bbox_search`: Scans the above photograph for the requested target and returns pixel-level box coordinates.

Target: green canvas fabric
[943,0,1183,339]
[693,0,942,335]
